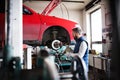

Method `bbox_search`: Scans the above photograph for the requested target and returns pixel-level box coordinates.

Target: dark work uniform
[73,37,89,70]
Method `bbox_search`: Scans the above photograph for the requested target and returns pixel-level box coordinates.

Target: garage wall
[101,0,112,56]
[24,1,83,28]
[83,0,111,55]
[50,8,83,27]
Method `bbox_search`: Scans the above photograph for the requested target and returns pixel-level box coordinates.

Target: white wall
[50,7,83,27]
[83,0,111,55]
[24,1,83,28]
[101,0,112,55]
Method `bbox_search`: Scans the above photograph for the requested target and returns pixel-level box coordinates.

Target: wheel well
[42,26,70,47]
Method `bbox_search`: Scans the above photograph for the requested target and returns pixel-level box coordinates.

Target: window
[0,0,5,13]
[90,8,102,53]
[23,7,32,15]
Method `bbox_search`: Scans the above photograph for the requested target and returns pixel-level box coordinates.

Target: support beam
[62,0,84,3]
[24,0,84,3]
[5,0,23,66]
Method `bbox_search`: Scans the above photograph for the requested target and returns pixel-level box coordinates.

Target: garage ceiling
[23,0,92,10]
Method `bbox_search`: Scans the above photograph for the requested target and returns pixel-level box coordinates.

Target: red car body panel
[23,5,41,40]
[38,15,77,41]
[0,13,5,41]
[0,5,77,45]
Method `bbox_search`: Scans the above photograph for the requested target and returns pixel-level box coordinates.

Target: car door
[23,6,41,41]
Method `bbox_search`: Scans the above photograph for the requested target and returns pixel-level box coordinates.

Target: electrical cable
[60,3,64,18]
[61,2,69,20]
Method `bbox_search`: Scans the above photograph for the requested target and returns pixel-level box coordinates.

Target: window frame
[89,8,103,52]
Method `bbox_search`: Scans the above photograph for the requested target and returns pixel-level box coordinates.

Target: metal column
[4,0,23,67]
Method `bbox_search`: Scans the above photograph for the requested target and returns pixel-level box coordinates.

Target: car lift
[41,0,61,15]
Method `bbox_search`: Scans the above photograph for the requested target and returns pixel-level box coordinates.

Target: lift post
[3,0,23,68]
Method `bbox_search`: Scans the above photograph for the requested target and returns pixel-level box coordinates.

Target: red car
[0,4,77,47]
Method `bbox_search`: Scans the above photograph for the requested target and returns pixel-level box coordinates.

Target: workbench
[89,54,111,79]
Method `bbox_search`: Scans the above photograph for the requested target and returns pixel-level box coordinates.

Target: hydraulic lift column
[4,0,23,67]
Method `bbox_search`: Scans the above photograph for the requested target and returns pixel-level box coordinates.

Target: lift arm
[41,0,61,15]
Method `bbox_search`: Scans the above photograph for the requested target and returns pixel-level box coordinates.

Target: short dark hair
[72,27,82,34]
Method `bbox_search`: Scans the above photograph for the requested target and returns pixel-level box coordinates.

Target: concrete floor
[59,72,72,80]
[59,66,107,80]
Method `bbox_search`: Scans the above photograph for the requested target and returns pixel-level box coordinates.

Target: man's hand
[64,52,71,57]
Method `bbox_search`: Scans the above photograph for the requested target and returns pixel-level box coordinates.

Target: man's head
[72,27,82,40]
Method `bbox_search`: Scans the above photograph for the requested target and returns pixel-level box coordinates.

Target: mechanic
[65,26,89,80]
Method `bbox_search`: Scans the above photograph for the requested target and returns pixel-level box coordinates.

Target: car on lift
[0,3,77,47]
